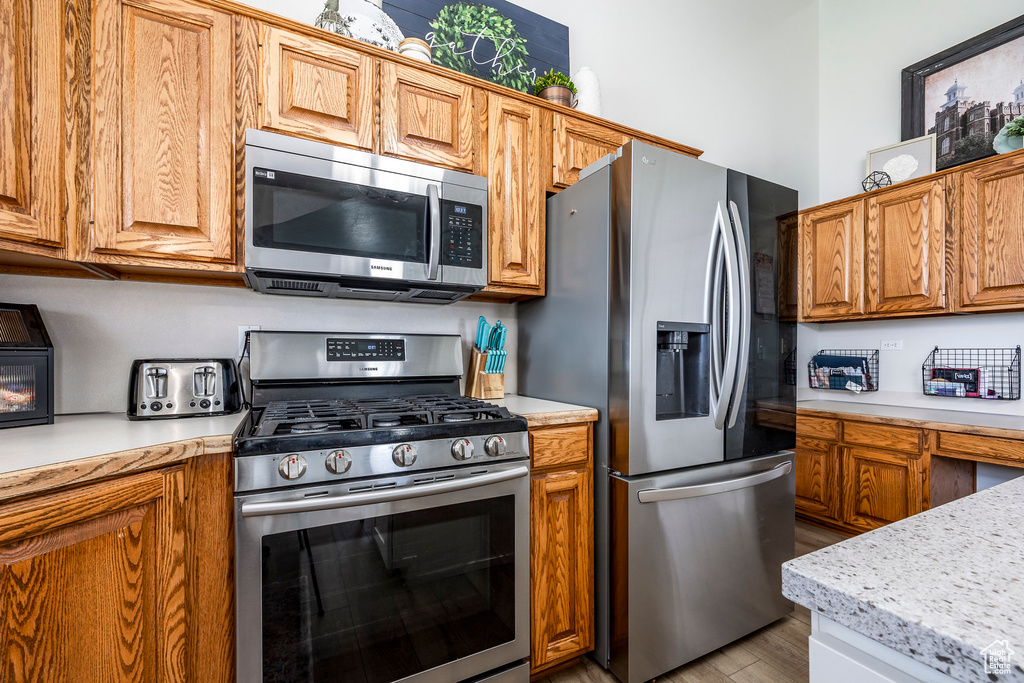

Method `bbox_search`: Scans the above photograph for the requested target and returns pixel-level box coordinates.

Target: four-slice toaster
[127,359,244,420]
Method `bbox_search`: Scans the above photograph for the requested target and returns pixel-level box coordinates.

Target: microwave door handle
[427,184,441,280]
[239,465,529,518]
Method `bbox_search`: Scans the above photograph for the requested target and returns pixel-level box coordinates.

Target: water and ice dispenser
[656,322,710,420]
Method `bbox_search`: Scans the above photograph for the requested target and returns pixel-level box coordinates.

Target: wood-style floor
[542,521,847,683]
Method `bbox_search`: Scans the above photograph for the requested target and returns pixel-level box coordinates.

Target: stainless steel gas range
[234,331,530,683]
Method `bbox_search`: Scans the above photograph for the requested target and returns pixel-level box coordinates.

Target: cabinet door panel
[91,0,235,262]
[959,153,1024,311]
[0,467,186,682]
[0,0,64,250]
[842,447,922,532]
[795,437,839,520]
[799,201,864,319]
[530,466,594,671]
[258,25,374,149]
[778,213,800,321]
[551,113,627,189]
[487,94,544,291]
[381,61,478,171]
[865,178,947,314]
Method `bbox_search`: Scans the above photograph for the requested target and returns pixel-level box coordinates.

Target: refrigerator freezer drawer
[608,452,795,683]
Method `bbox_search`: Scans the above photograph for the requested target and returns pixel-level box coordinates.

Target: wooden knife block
[465,348,504,399]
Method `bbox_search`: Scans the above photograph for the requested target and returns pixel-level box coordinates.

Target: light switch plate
[881,339,902,351]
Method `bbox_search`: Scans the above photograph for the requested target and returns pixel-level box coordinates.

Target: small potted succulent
[534,69,577,109]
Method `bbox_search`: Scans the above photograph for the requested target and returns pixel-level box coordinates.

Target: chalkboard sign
[383,0,570,93]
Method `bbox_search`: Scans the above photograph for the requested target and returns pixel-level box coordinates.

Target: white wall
[0,275,515,414]
[798,314,1024,416]
[818,0,1024,203]
[240,0,821,206]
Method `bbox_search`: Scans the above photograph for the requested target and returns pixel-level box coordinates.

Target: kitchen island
[783,476,1024,682]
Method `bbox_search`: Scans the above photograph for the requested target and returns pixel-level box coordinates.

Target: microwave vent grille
[268,279,325,293]
[411,290,462,301]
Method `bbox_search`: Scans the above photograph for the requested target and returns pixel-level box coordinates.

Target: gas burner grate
[252,394,514,438]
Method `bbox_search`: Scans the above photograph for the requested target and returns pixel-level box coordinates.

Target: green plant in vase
[534,69,576,108]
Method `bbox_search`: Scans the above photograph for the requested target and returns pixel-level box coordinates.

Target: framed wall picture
[901,13,1024,171]
[865,134,936,186]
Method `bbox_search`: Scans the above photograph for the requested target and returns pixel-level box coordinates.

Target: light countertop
[0,411,248,502]
[783,476,1024,682]
[798,399,1024,437]
[494,394,599,427]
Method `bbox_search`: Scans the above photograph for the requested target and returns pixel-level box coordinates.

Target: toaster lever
[194,366,217,397]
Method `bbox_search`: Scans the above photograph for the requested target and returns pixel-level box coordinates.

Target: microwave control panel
[441,200,483,269]
[326,338,406,362]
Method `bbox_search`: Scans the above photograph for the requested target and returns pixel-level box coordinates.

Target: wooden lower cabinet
[528,422,594,677]
[0,452,233,681]
[841,446,923,533]
[795,437,840,521]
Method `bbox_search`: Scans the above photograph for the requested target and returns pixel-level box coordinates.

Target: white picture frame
[865,134,937,187]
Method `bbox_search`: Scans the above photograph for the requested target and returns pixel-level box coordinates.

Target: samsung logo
[360,367,378,371]
[371,264,393,272]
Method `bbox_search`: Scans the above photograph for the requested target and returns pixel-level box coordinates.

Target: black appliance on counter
[0,303,54,429]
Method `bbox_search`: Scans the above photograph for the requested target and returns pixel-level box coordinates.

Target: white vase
[572,67,601,117]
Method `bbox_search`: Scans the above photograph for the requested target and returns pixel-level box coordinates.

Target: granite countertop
[783,476,1024,682]
[798,399,1024,437]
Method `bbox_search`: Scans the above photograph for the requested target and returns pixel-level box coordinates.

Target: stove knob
[392,443,417,467]
[326,450,352,474]
[278,454,308,480]
[484,435,507,457]
[451,438,474,461]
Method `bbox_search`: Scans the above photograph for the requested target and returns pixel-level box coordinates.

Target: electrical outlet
[881,339,902,351]
[238,325,260,356]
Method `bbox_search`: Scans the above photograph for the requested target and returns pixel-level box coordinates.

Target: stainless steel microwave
[244,129,488,304]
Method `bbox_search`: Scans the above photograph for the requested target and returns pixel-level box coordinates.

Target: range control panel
[326,338,406,362]
[441,200,483,269]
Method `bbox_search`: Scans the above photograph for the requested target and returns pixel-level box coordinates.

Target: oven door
[246,144,442,284]
[235,461,530,683]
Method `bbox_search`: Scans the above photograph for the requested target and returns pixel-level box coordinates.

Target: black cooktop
[234,394,527,456]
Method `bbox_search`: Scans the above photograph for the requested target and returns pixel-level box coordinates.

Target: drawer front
[797,415,839,441]
[530,424,590,470]
[842,421,921,455]
[934,431,1024,465]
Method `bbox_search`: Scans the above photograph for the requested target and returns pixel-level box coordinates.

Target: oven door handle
[240,465,529,518]
[427,183,441,281]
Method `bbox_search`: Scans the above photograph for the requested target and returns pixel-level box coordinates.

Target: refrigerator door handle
[725,200,751,429]
[707,229,725,407]
[711,202,740,430]
[636,461,792,503]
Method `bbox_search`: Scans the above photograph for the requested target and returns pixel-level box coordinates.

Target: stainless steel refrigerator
[519,140,797,683]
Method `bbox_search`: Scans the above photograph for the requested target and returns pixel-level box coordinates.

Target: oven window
[252,168,429,263]
[261,496,517,682]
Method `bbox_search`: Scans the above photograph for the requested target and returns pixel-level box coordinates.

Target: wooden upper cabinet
[88,0,236,263]
[0,0,65,252]
[841,446,923,533]
[258,25,374,150]
[487,94,544,292]
[0,467,187,681]
[865,178,947,315]
[799,200,864,320]
[777,213,799,320]
[380,61,481,172]
[958,152,1024,311]
[551,113,628,189]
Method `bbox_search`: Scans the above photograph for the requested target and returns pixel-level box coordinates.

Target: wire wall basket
[921,346,1021,400]
[784,350,797,386]
[808,349,878,393]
